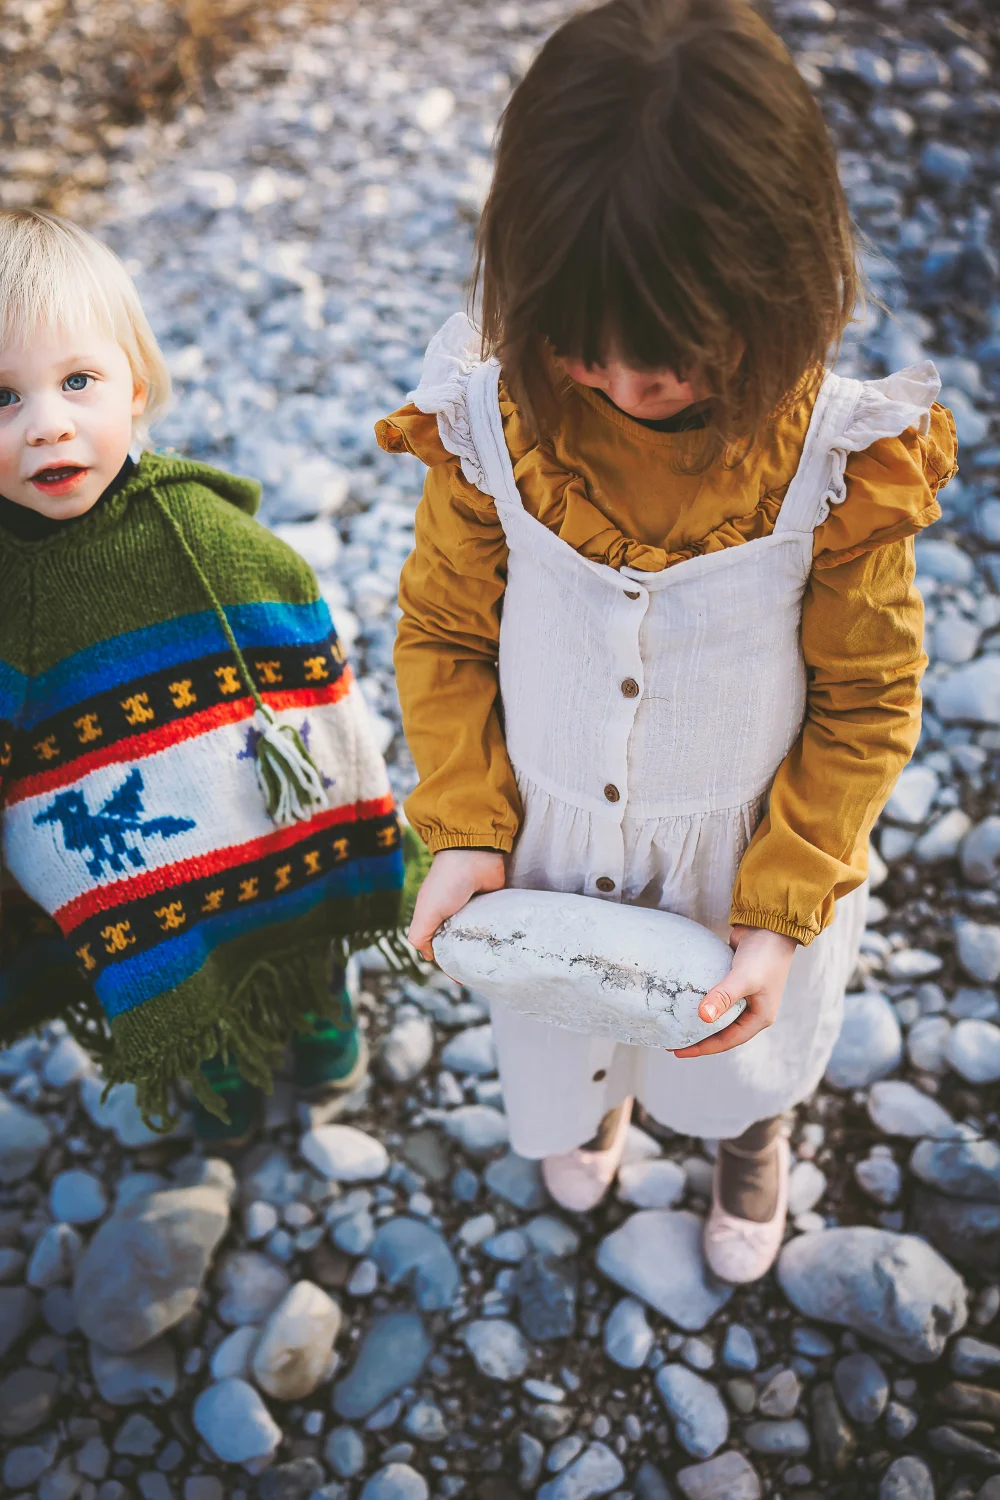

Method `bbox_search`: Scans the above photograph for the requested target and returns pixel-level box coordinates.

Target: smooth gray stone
[910,1136,1000,1202]
[777,1227,967,1362]
[403,1400,447,1442]
[113,1413,162,1456]
[380,1015,434,1083]
[833,1352,889,1424]
[866,1080,959,1140]
[946,1017,1000,1081]
[722,1324,759,1372]
[193,1378,282,1466]
[325,1425,366,1477]
[214,1250,290,1326]
[257,1458,325,1500]
[0,1286,39,1360]
[0,1095,51,1185]
[439,1025,496,1076]
[0,1367,59,1438]
[879,1456,935,1500]
[604,1298,654,1370]
[359,1466,429,1500]
[89,1339,178,1406]
[961,815,1000,886]
[910,1186,1000,1272]
[461,1318,531,1381]
[675,1450,761,1500]
[634,1459,675,1500]
[515,1252,577,1342]
[951,1336,1000,1378]
[74,1186,229,1353]
[536,1442,625,1500]
[810,1382,855,1474]
[597,1211,732,1331]
[369,1217,460,1310]
[50,1169,107,1225]
[484,1152,549,1210]
[742,1419,810,1455]
[824,992,902,1089]
[333,1312,431,1420]
[655,1364,729,1459]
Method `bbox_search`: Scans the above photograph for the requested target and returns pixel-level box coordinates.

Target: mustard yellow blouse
[377,376,957,944]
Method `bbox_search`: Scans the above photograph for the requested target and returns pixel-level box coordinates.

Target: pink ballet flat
[541,1098,634,1213]
[703,1134,790,1285]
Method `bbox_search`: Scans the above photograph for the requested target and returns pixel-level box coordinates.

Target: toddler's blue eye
[63,373,91,392]
[0,389,18,408]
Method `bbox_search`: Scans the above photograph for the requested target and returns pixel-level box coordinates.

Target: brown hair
[474,0,858,464]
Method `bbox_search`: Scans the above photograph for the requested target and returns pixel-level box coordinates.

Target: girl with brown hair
[377,0,957,1282]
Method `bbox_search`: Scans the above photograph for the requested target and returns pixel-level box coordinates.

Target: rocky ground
[1,0,1000,1497]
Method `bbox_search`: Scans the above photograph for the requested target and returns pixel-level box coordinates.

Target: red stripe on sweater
[55,792,397,929]
[8,673,354,806]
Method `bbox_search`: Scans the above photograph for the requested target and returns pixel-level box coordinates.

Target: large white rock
[434,890,741,1049]
[251,1280,341,1399]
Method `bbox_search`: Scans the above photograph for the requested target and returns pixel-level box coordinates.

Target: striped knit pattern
[0,453,404,1121]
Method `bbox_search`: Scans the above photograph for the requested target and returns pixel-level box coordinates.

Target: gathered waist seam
[511,762,773,821]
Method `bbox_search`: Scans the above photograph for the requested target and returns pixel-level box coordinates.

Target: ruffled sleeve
[813,365,958,566]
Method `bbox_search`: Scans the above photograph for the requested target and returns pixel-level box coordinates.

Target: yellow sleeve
[731,536,927,941]
[393,458,522,855]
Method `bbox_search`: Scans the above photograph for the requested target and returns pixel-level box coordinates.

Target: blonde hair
[0,209,171,442]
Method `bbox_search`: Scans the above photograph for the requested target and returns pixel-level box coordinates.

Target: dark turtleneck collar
[0,456,137,542]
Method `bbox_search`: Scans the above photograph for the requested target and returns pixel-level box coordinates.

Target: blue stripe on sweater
[21,599,334,729]
[0,660,27,723]
[95,849,404,1017]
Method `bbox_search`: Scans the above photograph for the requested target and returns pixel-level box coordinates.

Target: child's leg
[704,1113,790,1285]
[291,959,369,1097]
[191,1053,264,1148]
[542,1097,634,1213]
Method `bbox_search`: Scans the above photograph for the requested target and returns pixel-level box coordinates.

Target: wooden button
[596,876,615,893]
[621,678,639,698]
[604,784,620,803]
[593,1069,607,1082]
[624,590,640,600]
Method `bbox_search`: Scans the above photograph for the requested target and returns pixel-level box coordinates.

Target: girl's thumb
[699,975,740,1024]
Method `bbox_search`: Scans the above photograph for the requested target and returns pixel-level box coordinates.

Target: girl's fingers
[674,997,772,1059]
[698,971,743,1024]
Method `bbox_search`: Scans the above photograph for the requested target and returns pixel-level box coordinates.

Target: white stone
[79,1078,175,1149]
[439,1026,496,1076]
[461,1319,531,1381]
[955,922,1000,984]
[244,1202,278,1242]
[905,1016,951,1074]
[41,1036,94,1088]
[915,539,974,584]
[884,765,939,825]
[787,1161,826,1217]
[210,1326,260,1381]
[251,1280,342,1400]
[854,1155,902,1206]
[28,1223,82,1289]
[868,841,888,892]
[380,1016,435,1083]
[617,1159,686,1209]
[879,827,916,863]
[935,657,1000,725]
[215,1251,291,1327]
[50,1170,107,1225]
[932,612,981,665]
[0,1096,51,1185]
[271,517,341,573]
[655,1364,729,1459]
[913,809,972,863]
[961,816,1000,885]
[867,1081,959,1140]
[945,1020,1000,1084]
[777,1228,967,1362]
[301,1125,389,1182]
[193,1378,282,1467]
[596,1211,732,1330]
[824,992,902,1089]
[436,890,741,1049]
[884,948,942,981]
[603,1298,654,1370]
[438,1105,509,1156]
[536,1442,625,1500]
[676,1450,762,1500]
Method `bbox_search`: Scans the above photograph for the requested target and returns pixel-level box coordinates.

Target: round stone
[461,1319,531,1381]
[961,816,1000,886]
[603,1297,654,1370]
[879,1455,935,1500]
[300,1126,389,1182]
[955,923,1000,985]
[192,1378,282,1467]
[50,1170,107,1226]
[833,1352,889,1424]
[359,1464,429,1500]
[655,1364,728,1459]
[946,1020,1000,1084]
[380,1015,434,1083]
[824,992,902,1089]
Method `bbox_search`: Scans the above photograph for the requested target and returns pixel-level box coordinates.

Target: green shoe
[191,1054,265,1148]
[292,967,369,1099]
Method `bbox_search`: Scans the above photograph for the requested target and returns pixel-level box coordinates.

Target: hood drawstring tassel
[153,492,329,826]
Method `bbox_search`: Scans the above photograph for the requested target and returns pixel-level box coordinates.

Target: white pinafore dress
[411,315,941,1152]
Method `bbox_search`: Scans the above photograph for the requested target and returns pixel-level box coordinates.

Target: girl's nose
[606,369,663,410]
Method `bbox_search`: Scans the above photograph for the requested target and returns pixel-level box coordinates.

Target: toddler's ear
[132,378,148,417]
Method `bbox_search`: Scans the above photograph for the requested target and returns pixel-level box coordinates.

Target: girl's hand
[408,848,506,961]
[672,926,797,1059]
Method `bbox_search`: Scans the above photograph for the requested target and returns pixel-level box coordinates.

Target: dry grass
[0,0,321,218]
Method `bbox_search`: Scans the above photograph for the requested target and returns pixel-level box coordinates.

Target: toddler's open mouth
[29,465,88,496]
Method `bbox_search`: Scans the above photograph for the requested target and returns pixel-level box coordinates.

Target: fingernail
[703,1004,718,1021]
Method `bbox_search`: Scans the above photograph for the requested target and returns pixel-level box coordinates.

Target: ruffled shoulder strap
[775,360,942,534]
[408,313,496,492]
